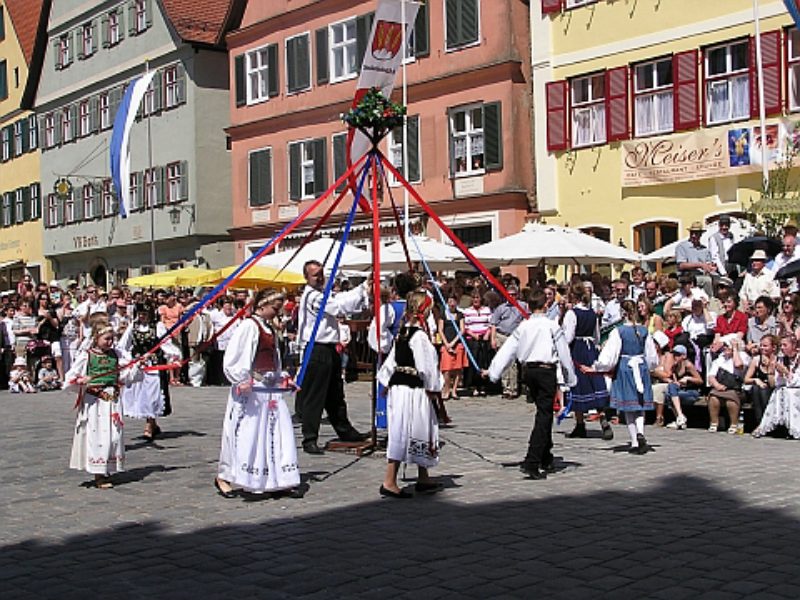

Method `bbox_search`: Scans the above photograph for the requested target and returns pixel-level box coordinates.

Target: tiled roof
[4,0,46,65]
[161,0,237,46]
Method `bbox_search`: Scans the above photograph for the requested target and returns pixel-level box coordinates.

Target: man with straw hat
[675,221,715,297]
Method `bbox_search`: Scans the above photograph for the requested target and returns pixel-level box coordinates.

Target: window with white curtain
[705,40,749,125]
[450,105,484,175]
[634,58,674,136]
[789,29,800,112]
[570,73,606,147]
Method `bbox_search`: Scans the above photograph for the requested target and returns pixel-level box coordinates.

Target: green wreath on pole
[342,87,407,146]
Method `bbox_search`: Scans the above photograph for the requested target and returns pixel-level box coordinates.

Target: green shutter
[52,39,61,70]
[145,0,153,28]
[77,27,85,60]
[20,119,29,153]
[75,189,85,221]
[56,196,64,226]
[249,149,272,207]
[483,102,502,171]
[356,13,375,70]
[101,14,110,47]
[333,134,347,193]
[288,143,301,201]
[91,20,98,53]
[0,60,7,99]
[234,54,246,106]
[461,0,479,46]
[313,138,327,197]
[287,35,310,93]
[407,116,421,182]
[316,28,329,85]
[446,0,460,48]
[178,161,189,201]
[92,184,102,217]
[152,71,163,112]
[22,187,31,221]
[414,2,430,58]
[128,1,137,35]
[175,63,186,105]
[117,7,126,41]
[267,44,279,97]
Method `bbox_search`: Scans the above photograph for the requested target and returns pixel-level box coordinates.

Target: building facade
[32,0,240,287]
[0,0,48,291]
[227,0,534,264]
[533,0,800,259]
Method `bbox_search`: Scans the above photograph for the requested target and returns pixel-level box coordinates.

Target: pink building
[226,0,534,265]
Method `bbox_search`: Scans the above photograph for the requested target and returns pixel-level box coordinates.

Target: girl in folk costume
[215,289,300,498]
[65,322,141,488]
[582,300,658,455]
[118,304,172,441]
[377,290,443,499]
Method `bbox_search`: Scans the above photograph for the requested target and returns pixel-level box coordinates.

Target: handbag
[715,368,742,391]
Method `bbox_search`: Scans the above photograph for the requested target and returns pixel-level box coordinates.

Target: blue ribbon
[295,155,371,388]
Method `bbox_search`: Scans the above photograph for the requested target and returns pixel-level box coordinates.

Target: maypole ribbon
[295,156,372,388]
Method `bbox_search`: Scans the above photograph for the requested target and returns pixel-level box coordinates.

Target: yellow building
[0,0,49,291]
[532,0,799,261]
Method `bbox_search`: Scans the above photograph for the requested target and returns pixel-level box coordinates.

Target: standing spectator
[0,311,12,389]
[74,286,107,348]
[490,285,528,398]
[463,291,492,396]
[675,221,716,297]
[11,300,38,358]
[58,297,80,375]
[740,250,780,312]
[158,291,184,386]
[16,273,33,298]
[337,314,352,379]
[544,285,561,321]
[601,279,628,330]
[208,297,239,386]
[439,294,467,400]
[627,267,646,301]
[34,291,63,379]
[708,215,736,279]
[707,338,750,433]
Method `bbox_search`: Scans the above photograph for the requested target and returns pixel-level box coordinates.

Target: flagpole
[401,0,410,241]
[753,0,769,190]
[146,60,156,271]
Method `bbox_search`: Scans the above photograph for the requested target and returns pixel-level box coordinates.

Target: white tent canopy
[642,217,755,262]
[340,236,473,271]
[256,237,371,275]
[471,223,642,266]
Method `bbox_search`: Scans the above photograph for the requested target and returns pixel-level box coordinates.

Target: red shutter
[605,66,629,141]
[673,49,699,131]
[542,0,564,15]
[750,31,782,118]
[546,80,569,152]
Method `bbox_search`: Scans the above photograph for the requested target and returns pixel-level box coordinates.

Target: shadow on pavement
[4,474,799,598]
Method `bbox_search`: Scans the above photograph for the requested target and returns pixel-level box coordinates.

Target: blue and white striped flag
[785,1,800,30]
[110,71,156,218]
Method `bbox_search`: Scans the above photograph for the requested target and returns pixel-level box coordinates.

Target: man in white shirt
[208,297,239,385]
[708,215,736,278]
[771,234,799,275]
[484,290,576,480]
[739,250,780,312]
[601,279,628,330]
[296,260,371,454]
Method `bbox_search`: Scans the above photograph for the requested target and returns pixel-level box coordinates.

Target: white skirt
[70,393,125,475]
[121,371,164,419]
[386,385,440,469]
[757,387,800,439]
[218,386,300,493]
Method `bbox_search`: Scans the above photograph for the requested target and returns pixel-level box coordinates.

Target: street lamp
[168,204,195,228]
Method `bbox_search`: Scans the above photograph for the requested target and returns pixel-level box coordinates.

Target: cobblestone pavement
[2,382,800,599]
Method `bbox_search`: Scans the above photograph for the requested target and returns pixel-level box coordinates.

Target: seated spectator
[664,344,703,430]
[9,357,35,393]
[744,335,777,428]
[663,309,684,349]
[746,296,778,354]
[682,299,715,350]
[707,338,750,433]
[711,293,748,354]
[36,355,61,391]
[637,297,663,333]
[664,274,709,316]
[752,335,800,439]
[650,331,673,428]
[776,293,800,339]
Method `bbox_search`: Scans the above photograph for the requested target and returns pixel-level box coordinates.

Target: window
[65,192,76,224]
[82,185,94,220]
[288,139,326,200]
[0,7,4,42]
[46,194,58,227]
[452,224,492,248]
[30,184,40,220]
[13,121,23,157]
[445,0,480,50]
[103,180,116,216]
[58,34,72,69]
[44,114,55,148]
[580,226,611,243]
[789,29,800,112]
[634,221,678,272]
[166,162,187,203]
[130,173,142,210]
[388,116,421,184]
[143,77,158,115]
[0,60,7,100]
[164,66,182,108]
[78,21,96,59]
[248,149,272,206]
[1,127,9,161]
[705,40,749,125]
[634,58,674,136]
[246,46,274,103]
[28,116,37,149]
[79,101,91,137]
[99,93,111,129]
[286,33,311,93]
[144,168,161,208]
[134,0,149,34]
[108,10,121,46]
[450,105,484,175]
[1,193,11,227]
[62,106,74,142]
[15,189,25,223]
[329,20,358,82]
[571,73,606,147]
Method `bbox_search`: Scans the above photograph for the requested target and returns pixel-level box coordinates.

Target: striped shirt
[463,306,492,338]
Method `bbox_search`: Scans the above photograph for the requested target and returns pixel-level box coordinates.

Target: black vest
[388,326,425,389]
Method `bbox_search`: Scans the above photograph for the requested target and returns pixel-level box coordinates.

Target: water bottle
[736,407,745,435]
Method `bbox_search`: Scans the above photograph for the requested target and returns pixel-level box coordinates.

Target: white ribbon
[628,356,645,393]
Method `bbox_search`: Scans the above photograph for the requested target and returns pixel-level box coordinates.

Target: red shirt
[664,325,683,349]
[715,310,748,338]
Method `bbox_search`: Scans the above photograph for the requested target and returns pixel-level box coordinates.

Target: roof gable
[161,0,243,47]
[4,0,46,65]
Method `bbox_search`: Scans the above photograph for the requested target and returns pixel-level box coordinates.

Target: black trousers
[207,349,228,386]
[523,366,557,468]
[297,343,357,445]
[748,385,773,425]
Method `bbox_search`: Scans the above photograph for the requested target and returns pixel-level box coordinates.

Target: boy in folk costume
[377,290,443,498]
[214,289,301,498]
[65,323,141,488]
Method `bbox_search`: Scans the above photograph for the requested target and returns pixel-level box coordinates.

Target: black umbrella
[727,236,782,266]
[774,260,800,280]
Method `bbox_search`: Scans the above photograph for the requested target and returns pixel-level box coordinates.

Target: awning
[0,260,23,270]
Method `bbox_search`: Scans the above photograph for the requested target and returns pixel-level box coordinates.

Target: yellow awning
[198,265,305,290]
[126,267,213,288]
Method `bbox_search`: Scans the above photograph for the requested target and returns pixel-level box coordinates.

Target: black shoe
[567,423,587,438]
[519,464,548,479]
[303,442,325,455]
[540,462,557,474]
[414,481,443,494]
[338,430,369,443]
[214,478,237,499]
[379,485,413,499]
[628,434,649,455]
[601,422,614,441]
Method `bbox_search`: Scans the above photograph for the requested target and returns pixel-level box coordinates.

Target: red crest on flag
[371,20,403,61]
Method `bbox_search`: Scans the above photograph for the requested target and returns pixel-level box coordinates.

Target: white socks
[624,411,645,446]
